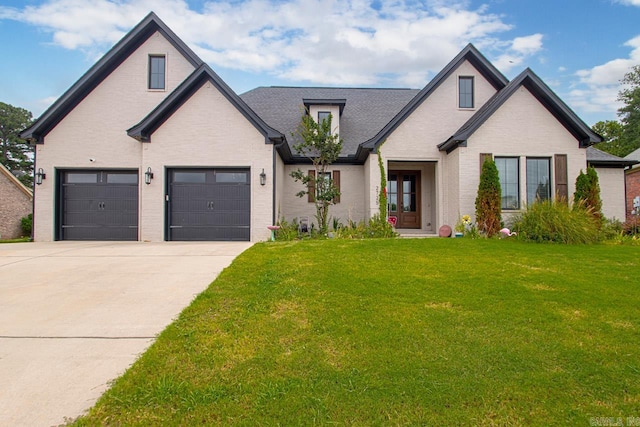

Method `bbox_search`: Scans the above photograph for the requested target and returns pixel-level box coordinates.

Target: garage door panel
[168,168,250,241]
[60,170,138,241]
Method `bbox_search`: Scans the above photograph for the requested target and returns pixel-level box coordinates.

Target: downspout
[31,142,37,241]
[272,142,277,226]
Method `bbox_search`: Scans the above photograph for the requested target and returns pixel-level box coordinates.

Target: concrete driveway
[0,241,252,426]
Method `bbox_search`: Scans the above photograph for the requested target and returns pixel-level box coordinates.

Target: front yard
[76,239,640,426]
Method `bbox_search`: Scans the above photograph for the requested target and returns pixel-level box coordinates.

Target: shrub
[275,218,301,241]
[21,213,32,237]
[623,216,640,235]
[573,167,603,227]
[510,199,600,244]
[336,215,396,239]
[475,159,501,237]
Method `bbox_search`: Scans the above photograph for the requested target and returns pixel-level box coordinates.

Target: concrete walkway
[0,241,252,426]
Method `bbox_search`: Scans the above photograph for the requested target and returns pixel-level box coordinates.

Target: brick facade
[0,164,33,239]
[626,167,640,221]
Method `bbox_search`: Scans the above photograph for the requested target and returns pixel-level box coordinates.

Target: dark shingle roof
[240,87,420,161]
[587,146,638,168]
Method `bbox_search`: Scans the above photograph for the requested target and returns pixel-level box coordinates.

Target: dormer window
[318,111,331,125]
[148,55,166,90]
[458,76,474,108]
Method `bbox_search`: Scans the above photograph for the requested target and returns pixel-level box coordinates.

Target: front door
[388,171,421,229]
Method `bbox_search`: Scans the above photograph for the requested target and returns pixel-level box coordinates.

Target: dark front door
[60,170,139,240]
[388,171,421,229]
[168,168,250,241]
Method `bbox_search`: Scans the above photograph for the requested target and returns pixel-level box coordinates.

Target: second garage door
[168,168,250,241]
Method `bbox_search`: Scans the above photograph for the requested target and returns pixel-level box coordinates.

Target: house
[625,148,640,221]
[19,12,632,242]
[0,163,33,239]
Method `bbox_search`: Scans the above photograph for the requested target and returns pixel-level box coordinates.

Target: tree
[617,65,640,156]
[290,111,343,234]
[0,102,34,187]
[475,158,502,237]
[592,120,628,157]
[573,167,603,227]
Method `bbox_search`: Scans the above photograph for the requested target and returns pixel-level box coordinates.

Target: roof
[128,64,283,143]
[0,163,33,199]
[359,43,508,156]
[439,68,603,153]
[625,147,640,166]
[587,146,639,168]
[240,87,419,162]
[20,12,203,143]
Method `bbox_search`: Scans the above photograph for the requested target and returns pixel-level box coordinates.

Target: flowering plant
[455,214,479,237]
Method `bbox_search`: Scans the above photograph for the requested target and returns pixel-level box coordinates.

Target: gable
[20,12,202,144]
[359,43,508,156]
[439,69,601,153]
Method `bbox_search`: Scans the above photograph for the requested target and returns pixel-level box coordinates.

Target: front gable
[20,12,202,144]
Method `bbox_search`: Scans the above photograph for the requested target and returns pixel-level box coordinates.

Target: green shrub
[21,213,32,237]
[336,215,396,239]
[510,199,600,244]
[275,218,301,241]
[573,167,603,227]
[475,159,501,237]
[623,216,640,235]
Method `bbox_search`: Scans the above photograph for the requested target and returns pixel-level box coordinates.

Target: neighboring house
[586,146,637,221]
[0,163,33,239]
[624,148,640,221]
[19,12,632,241]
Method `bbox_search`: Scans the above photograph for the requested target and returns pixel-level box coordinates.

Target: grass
[0,236,31,243]
[75,239,640,426]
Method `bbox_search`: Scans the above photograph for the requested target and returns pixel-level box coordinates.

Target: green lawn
[76,239,640,426]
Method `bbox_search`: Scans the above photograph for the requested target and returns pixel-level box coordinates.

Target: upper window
[148,55,166,90]
[526,158,551,205]
[318,111,331,125]
[459,76,474,108]
[495,157,519,210]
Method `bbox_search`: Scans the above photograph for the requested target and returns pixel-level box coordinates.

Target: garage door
[60,170,138,240]
[168,168,250,241]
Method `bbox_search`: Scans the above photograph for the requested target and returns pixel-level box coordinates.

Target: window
[318,111,331,125]
[495,157,519,209]
[526,158,551,205]
[459,76,474,108]
[307,170,340,203]
[148,55,166,90]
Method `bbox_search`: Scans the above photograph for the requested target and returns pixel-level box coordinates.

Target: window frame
[148,54,166,90]
[495,156,520,210]
[458,76,474,109]
[526,157,552,205]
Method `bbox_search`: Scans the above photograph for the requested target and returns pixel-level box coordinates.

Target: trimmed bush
[511,199,600,244]
[573,167,603,227]
[475,159,502,237]
[21,213,32,237]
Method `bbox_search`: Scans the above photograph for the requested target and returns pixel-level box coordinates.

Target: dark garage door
[60,170,138,240]
[168,168,250,241]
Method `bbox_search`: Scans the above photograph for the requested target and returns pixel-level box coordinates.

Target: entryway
[388,170,421,228]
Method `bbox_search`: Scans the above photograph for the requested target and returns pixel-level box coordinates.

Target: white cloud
[616,0,640,6]
[1,0,545,88]
[492,34,544,72]
[569,35,640,115]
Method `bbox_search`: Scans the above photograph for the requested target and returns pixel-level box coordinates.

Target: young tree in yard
[290,111,343,234]
[475,158,502,237]
[573,167,603,227]
[616,65,640,156]
[0,102,34,187]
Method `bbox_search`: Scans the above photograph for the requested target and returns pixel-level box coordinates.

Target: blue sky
[1,0,640,125]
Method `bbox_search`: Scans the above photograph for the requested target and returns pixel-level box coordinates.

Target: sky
[1,0,640,126]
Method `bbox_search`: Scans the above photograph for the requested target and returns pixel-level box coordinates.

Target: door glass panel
[107,173,138,184]
[174,172,206,183]
[216,172,247,183]
[66,173,98,183]
[388,174,397,212]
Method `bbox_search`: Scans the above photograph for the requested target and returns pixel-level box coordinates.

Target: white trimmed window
[459,76,474,108]
[148,55,166,90]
